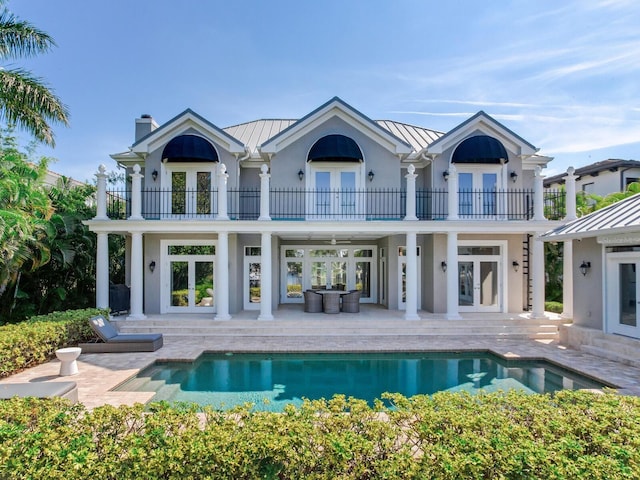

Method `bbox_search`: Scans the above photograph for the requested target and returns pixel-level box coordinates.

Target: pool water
[115,352,608,412]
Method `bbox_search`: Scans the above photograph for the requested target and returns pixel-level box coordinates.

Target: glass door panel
[482,174,497,216]
[479,261,498,307]
[311,262,327,290]
[619,263,637,327]
[356,261,371,298]
[171,172,187,215]
[194,261,214,308]
[340,172,356,217]
[458,261,474,306]
[458,171,499,218]
[314,172,331,217]
[331,261,347,290]
[170,261,189,307]
[286,262,303,299]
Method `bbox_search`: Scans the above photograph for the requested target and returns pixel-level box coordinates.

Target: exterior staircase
[114,315,565,341]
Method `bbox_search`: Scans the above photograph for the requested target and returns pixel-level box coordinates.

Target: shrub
[545,301,563,314]
[0,390,639,479]
[0,308,109,378]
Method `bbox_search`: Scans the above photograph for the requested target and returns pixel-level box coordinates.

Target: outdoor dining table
[315,290,348,314]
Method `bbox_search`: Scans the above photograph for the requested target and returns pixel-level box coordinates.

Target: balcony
[105,187,565,221]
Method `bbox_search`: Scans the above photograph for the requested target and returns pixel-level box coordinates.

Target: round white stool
[55,347,82,376]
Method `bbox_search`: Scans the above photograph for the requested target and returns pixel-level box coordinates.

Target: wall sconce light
[368,170,375,182]
[510,171,518,183]
[441,261,447,272]
[152,169,158,182]
[579,261,591,276]
[298,169,304,181]
[512,261,519,272]
[443,170,449,182]
[149,261,156,273]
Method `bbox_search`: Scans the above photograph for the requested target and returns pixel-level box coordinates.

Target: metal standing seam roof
[223,119,442,154]
[542,193,640,240]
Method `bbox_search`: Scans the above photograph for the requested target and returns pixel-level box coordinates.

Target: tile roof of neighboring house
[544,159,640,186]
[541,193,640,240]
[223,119,443,153]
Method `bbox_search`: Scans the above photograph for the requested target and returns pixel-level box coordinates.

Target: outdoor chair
[0,381,78,403]
[303,290,323,313]
[78,315,163,353]
[341,289,361,313]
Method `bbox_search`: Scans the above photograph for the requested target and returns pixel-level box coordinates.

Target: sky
[8,0,640,182]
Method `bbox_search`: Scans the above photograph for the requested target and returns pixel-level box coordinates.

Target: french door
[457,243,505,313]
[607,255,640,339]
[162,241,215,313]
[163,164,216,217]
[458,168,499,218]
[311,165,360,219]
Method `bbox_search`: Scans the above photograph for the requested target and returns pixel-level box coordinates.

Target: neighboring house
[544,159,640,197]
[86,97,565,321]
[542,194,640,361]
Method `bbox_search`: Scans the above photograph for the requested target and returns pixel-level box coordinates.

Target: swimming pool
[115,352,608,411]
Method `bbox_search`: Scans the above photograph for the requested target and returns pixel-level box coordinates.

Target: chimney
[135,114,158,142]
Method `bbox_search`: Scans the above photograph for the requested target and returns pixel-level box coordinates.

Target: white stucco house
[86,97,570,321]
[544,159,640,197]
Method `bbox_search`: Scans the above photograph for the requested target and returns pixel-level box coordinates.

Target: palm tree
[0,3,68,146]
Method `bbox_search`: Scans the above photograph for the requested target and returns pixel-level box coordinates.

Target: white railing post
[533,166,545,221]
[564,166,577,221]
[217,163,229,220]
[258,164,271,221]
[447,164,458,220]
[129,164,144,221]
[404,164,418,221]
[95,164,108,220]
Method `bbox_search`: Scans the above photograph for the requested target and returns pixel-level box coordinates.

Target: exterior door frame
[244,246,262,311]
[398,246,421,311]
[457,240,507,313]
[606,252,640,339]
[308,162,364,219]
[456,164,503,219]
[161,239,216,314]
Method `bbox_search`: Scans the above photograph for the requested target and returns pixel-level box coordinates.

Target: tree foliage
[0,1,69,146]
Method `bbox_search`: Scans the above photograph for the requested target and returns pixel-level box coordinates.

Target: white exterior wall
[572,237,603,330]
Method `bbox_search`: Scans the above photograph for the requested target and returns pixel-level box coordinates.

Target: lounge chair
[0,381,78,403]
[78,315,163,353]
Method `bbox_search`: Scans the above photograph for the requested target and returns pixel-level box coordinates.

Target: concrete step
[581,345,640,368]
[116,321,559,340]
[591,336,640,359]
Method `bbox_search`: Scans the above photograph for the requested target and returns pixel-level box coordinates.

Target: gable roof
[259,97,413,156]
[541,193,640,241]
[544,159,640,186]
[426,111,538,158]
[131,108,245,155]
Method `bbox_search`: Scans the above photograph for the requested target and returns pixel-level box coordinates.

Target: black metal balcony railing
[105,188,565,221]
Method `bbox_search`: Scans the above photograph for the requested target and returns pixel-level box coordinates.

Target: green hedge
[1,390,639,479]
[0,308,109,378]
[545,301,564,314]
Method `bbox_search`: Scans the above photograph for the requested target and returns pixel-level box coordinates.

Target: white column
[258,164,271,221]
[531,233,545,318]
[94,165,109,220]
[562,240,574,319]
[564,167,578,222]
[447,164,458,220]
[404,232,420,320]
[127,232,146,320]
[258,232,273,320]
[216,163,229,221]
[404,164,418,221]
[215,232,231,320]
[96,232,109,309]
[129,164,144,220]
[446,232,461,319]
[533,166,545,221]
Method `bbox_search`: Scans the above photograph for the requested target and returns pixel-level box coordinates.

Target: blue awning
[308,134,363,162]
[452,135,508,164]
[162,135,218,162]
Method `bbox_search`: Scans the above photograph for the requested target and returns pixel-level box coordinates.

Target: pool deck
[2,309,640,408]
